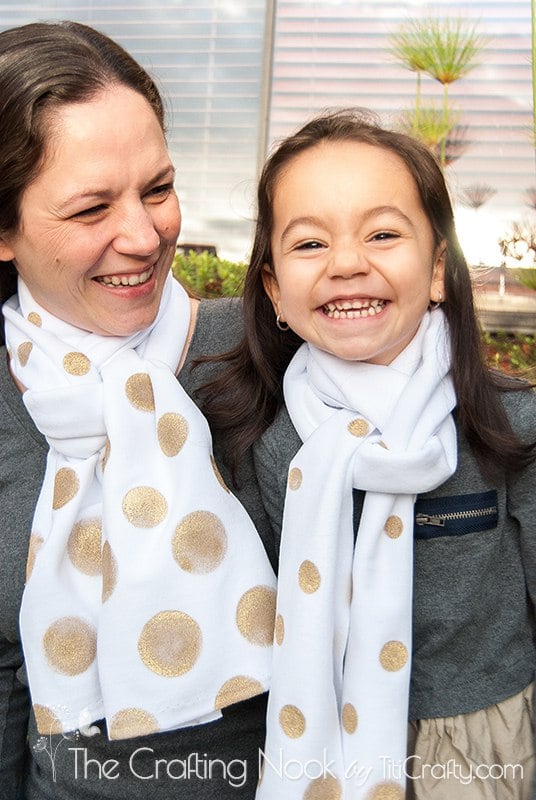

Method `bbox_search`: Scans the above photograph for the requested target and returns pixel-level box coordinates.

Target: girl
[0,21,276,799]
[200,110,536,799]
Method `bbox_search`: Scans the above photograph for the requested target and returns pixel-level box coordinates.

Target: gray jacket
[253,388,536,720]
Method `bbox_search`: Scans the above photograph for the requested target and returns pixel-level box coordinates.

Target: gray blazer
[253,387,536,720]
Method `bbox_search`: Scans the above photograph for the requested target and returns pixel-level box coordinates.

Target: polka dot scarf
[257,311,457,799]
[3,275,276,739]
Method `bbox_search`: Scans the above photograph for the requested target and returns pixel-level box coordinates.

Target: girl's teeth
[323,299,386,318]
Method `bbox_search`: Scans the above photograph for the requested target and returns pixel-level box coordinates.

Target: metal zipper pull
[415,513,446,527]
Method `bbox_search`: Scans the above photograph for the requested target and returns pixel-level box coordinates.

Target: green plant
[389,20,434,136]
[513,267,536,291]
[390,16,486,168]
[397,104,460,157]
[172,250,247,298]
[482,330,536,374]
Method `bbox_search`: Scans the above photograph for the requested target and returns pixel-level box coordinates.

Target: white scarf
[257,311,457,799]
[3,275,276,740]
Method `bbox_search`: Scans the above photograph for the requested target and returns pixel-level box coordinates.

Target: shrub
[482,331,536,375]
[172,249,247,298]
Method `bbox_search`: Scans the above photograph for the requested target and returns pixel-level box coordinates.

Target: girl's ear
[262,264,282,316]
[431,240,446,303]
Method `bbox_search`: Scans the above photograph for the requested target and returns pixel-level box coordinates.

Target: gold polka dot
[27,311,42,327]
[17,341,32,367]
[214,676,264,709]
[367,781,405,800]
[33,704,63,735]
[52,467,80,509]
[157,412,188,457]
[298,560,321,593]
[122,486,167,528]
[63,351,90,376]
[342,702,358,734]
[43,617,97,675]
[101,438,111,472]
[384,515,403,539]
[101,541,118,602]
[379,640,409,672]
[138,610,201,677]
[26,534,44,581]
[125,372,155,411]
[279,704,306,738]
[109,708,159,740]
[348,417,370,437]
[304,774,343,800]
[236,585,276,646]
[68,518,102,575]
[274,613,285,645]
[288,467,303,491]
[172,511,227,573]
[211,455,230,492]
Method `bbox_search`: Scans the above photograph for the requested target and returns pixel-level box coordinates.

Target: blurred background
[1,0,533,266]
[2,0,536,363]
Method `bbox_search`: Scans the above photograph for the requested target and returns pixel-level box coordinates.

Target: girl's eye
[295,240,324,251]
[371,231,398,242]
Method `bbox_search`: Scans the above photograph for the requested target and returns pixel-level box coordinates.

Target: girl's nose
[326,246,370,279]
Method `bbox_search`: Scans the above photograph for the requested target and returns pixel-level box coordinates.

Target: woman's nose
[112,205,161,256]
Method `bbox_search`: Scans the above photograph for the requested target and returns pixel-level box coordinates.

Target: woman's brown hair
[0,21,165,342]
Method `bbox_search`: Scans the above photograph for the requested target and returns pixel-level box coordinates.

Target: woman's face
[0,85,181,336]
[264,140,446,365]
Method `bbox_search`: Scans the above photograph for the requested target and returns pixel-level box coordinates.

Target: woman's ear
[261,264,282,317]
[0,234,16,263]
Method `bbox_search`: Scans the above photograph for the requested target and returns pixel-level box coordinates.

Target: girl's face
[264,140,446,365]
[0,85,181,336]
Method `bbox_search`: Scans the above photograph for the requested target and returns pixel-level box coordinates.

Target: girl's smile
[264,140,446,365]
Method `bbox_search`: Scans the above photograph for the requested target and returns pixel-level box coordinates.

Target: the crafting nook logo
[33,707,100,782]
[69,748,248,787]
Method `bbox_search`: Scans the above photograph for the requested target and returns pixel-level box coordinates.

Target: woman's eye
[146,183,173,201]
[71,204,107,219]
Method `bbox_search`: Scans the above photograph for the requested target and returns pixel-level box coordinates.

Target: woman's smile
[0,86,181,336]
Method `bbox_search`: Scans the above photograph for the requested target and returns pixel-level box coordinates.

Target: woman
[0,21,276,800]
[199,110,536,799]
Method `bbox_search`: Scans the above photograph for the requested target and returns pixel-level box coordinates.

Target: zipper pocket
[416,506,498,528]
[414,491,499,539]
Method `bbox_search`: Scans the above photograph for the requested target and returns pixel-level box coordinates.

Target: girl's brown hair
[199,109,535,479]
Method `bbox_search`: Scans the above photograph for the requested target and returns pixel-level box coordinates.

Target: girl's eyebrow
[280,216,324,242]
[280,205,415,242]
[362,205,415,229]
